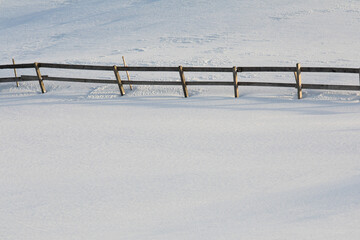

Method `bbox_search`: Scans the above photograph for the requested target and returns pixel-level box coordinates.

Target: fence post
[113,65,125,96]
[12,58,19,87]
[34,62,46,93]
[233,66,239,98]
[122,56,133,90]
[178,66,189,98]
[295,63,302,99]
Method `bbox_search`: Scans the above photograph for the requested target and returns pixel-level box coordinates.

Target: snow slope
[1,0,359,66]
[1,0,360,239]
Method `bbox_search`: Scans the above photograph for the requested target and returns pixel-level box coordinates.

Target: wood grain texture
[12,59,19,87]
[179,66,189,98]
[296,63,302,99]
[34,62,46,93]
[233,66,239,98]
[113,65,125,96]
[122,56,133,90]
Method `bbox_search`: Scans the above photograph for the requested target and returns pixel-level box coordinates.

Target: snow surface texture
[1,0,360,240]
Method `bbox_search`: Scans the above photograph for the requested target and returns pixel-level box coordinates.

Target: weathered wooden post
[295,63,302,99]
[233,66,239,98]
[122,56,133,90]
[12,58,19,87]
[178,66,189,98]
[34,62,46,93]
[113,65,125,96]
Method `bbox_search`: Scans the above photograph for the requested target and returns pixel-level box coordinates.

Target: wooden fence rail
[0,61,359,99]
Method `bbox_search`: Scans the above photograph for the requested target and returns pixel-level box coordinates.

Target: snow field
[1,0,360,239]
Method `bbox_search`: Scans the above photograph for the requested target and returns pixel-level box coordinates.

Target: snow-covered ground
[1,0,360,239]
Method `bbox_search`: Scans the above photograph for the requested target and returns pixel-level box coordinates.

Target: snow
[0,0,360,239]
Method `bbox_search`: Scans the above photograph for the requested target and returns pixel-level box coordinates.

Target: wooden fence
[0,60,359,99]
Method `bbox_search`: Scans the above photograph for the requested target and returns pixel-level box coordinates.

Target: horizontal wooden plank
[301,67,358,73]
[182,67,233,72]
[0,77,22,82]
[238,82,296,87]
[0,75,48,82]
[21,75,48,80]
[39,63,114,71]
[239,67,297,72]
[116,66,179,72]
[0,63,35,69]
[43,76,117,84]
[122,80,181,85]
[302,84,360,91]
[2,63,358,74]
[115,66,234,72]
[118,66,298,73]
